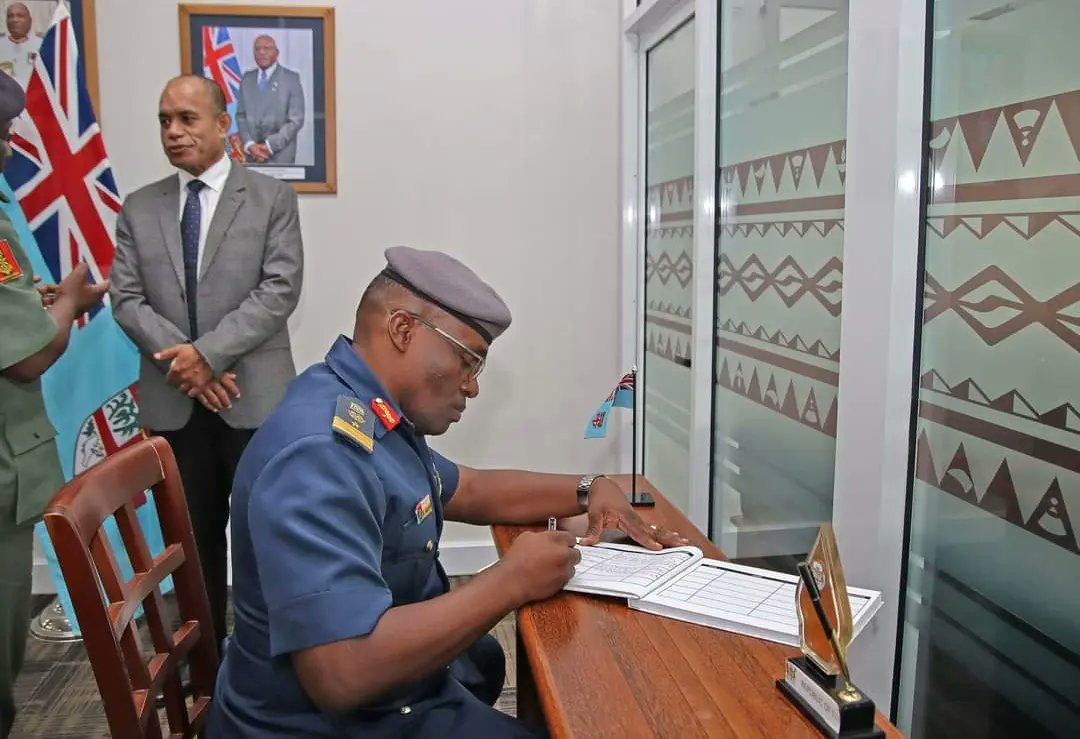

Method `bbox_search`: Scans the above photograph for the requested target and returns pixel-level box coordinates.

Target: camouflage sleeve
[0,231,57,370]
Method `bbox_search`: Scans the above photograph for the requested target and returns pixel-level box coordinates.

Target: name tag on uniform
[331,395,376,453]
[414,494,433,524]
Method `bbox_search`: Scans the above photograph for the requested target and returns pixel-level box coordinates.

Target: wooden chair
[43,436,219,738]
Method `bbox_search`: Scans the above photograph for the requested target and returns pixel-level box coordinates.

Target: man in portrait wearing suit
[110,74,304,646]
[235,34,305,166]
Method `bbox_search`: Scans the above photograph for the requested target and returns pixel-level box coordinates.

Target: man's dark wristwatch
[576,473,604,511]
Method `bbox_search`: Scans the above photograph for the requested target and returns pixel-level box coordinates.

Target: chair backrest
[43,436,219,739]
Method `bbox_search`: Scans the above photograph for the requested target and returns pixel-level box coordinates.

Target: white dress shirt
[177,154,231,278]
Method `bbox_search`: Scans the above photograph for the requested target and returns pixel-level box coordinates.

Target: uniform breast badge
[331,395,376,453]
[414,494,433,524]
[0,239,24,283]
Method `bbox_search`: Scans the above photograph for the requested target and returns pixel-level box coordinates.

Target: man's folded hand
[156,343,212,392]
[191,372,241,413]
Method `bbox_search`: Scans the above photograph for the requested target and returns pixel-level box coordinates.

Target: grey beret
[0,71,25,121]
[382,246,512,343]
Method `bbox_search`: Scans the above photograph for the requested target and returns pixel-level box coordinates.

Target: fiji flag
[584,369,636,439]
[201,25,246,162]
[2,3,170,634]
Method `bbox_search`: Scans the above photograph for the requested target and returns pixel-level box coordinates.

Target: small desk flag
[585,369,635,439]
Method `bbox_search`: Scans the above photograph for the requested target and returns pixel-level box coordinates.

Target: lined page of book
[565,544,700,598]
[635,559,880,646]
[653,562,802,631]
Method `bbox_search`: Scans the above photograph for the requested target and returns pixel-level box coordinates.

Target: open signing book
[567,542,883,648]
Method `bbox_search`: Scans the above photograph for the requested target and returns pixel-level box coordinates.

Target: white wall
[44,0,622,581]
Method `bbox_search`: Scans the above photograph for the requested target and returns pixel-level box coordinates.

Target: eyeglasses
[408,313,486,380]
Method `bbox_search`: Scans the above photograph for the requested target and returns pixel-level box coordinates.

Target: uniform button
[425,540,434,552]
[400,705,412,715]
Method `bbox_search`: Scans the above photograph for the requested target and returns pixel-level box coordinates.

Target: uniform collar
[325,335,409,439]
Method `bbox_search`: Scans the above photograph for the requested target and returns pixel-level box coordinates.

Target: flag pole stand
[29,597,80,643]
[629,365,654,507]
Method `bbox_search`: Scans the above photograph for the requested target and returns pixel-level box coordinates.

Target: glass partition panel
[898,1,1080,736]
[710,2,848,562]
[643,19,695,513]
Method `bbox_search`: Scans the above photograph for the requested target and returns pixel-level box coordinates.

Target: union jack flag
[1,3,172,635]
[202,26,242,105]
[5,3,120,327]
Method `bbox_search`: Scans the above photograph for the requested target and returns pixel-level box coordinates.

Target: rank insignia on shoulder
[415,494,433,524]
[371,397,401,431]
[0,239,24,284]
[332,395,376,453]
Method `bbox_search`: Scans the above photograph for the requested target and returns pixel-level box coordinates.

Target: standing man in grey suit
[110,75,304,645]
[236,35,305,165]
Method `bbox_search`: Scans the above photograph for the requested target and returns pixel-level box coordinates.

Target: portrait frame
[179,4,336,194]
[0,1,99,113]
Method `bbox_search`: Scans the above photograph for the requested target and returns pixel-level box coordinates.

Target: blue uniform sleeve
[247,435,393,657]
[431,448,460,504]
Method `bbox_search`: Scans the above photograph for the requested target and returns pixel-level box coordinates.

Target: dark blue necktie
[181,179,206,339]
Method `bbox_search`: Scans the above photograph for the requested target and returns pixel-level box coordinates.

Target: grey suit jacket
[110,163,304,431]
[235,65,305,164]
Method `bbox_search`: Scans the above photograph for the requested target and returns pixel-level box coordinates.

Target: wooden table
[492,476,903,738]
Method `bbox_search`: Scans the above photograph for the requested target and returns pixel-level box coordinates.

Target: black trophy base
[628,490,655,506]
[776,656,884,738]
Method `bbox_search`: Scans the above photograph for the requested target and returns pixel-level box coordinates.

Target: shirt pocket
[381,512,439,605]
[5,415,63,525]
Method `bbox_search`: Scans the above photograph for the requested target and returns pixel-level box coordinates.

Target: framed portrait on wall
[0,0,100,113]
[179,4,336,194]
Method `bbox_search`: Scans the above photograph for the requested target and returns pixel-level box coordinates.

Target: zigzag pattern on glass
[920,370,1080,436]
[714,88,1080,204]
[915,429,1079,556]
[718,220,844,237]
[715,356,838,437]
[926,211,1080,240]
[716,254,843,316]
[718,319,839,362]
[646,175,694,208]
[923,266,1080,351]
[646,301,691,320]
[646,328,691,368]
[645,249,693,287]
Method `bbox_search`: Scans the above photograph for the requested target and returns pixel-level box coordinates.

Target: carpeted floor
[10,583,516,738]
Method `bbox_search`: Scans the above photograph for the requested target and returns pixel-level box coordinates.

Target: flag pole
[631,365,638,504]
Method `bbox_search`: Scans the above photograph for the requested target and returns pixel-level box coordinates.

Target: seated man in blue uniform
[208,245,689,737]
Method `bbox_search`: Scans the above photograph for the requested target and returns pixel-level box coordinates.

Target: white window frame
[832,0,929,715]
[621,0,716,534]
[622,0,931,718]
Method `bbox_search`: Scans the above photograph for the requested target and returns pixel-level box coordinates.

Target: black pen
[797,561,853,686]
